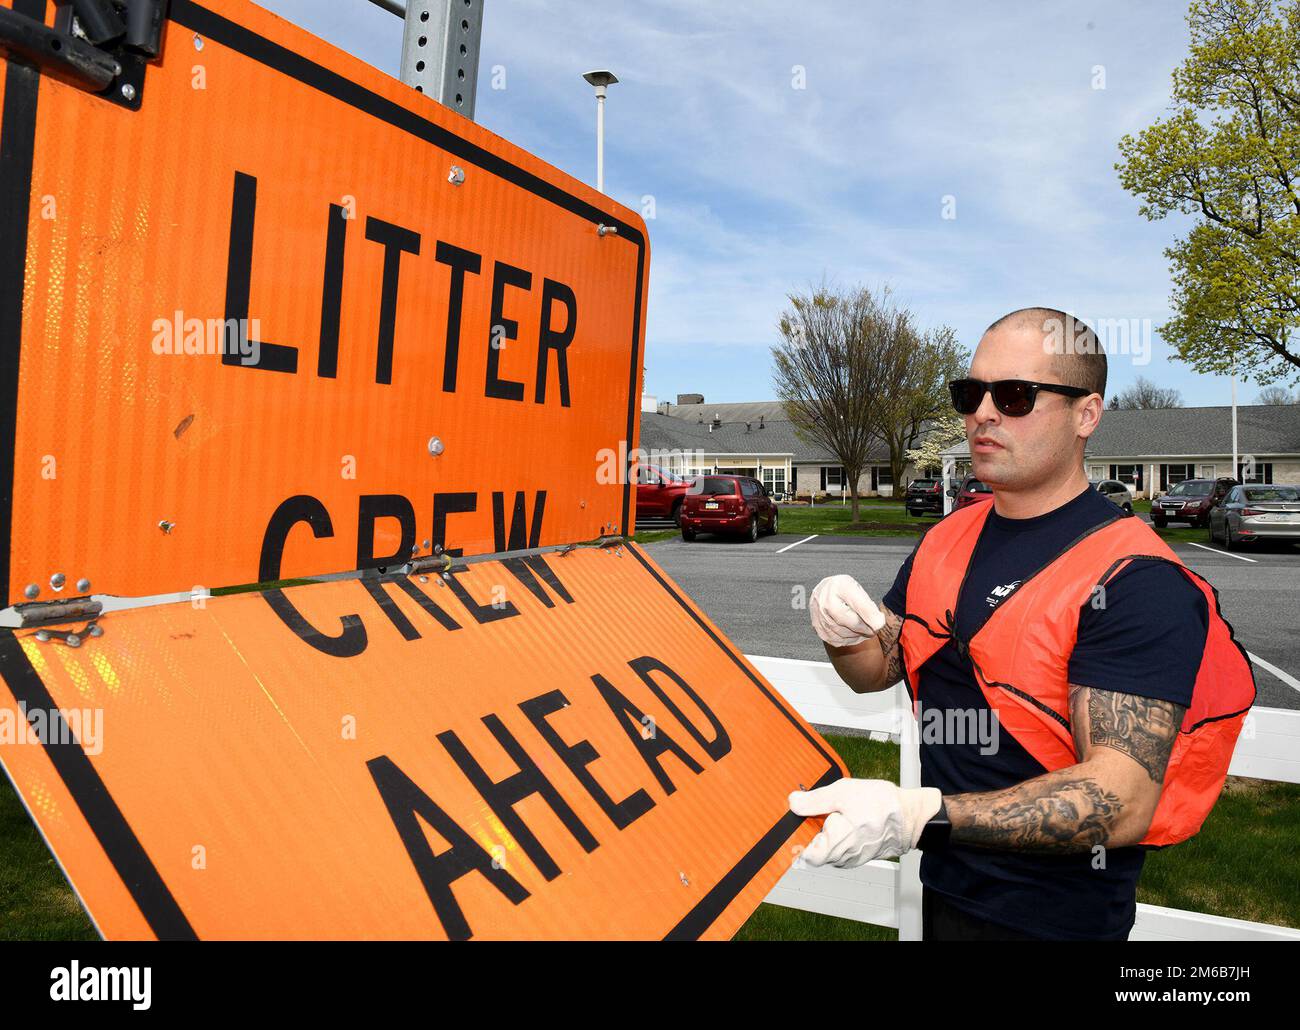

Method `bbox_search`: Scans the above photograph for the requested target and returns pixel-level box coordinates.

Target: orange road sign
[0,543,845,940]
[0,0,648,606]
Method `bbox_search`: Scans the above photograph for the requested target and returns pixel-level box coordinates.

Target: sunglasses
[949,378,1092,417]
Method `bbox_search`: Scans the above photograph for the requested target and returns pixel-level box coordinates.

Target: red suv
[635,464,692,526]
[680,475,779,542]
[953,475,993,510]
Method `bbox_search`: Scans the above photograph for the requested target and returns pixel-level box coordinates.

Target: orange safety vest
[898,498,1255,847]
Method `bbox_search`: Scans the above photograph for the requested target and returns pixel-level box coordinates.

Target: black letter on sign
[432,492,477,558]
[535,278,575,406]
[367,755,529,942]
[259,495,366,657]
[492,490,546,553]
[223,171,298,373]
[317,202,349,378]
[486,261,531,401]
[364,216,421,385]
[628,656,731,761]
[434,241,481,393]
[520,689,654,831]
[501,554,573,609]
[357,494,417,572]
[439,716,599,880]
[442,573,519,625]
[591,674,704,796]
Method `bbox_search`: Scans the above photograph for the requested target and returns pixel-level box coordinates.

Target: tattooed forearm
[1069,684,1185,784]
[878,606,903,685]
[947,773,1125,852]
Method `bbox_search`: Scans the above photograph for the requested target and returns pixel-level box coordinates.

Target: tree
[772,284,899,521]
[905,413,966,478]
[875,324,968,491]
[1116,0,1300,389]
[1109,376,1185,409]
[1256,383,1298,401]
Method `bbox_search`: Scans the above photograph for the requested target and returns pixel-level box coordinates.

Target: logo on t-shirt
[985,580,1021,608]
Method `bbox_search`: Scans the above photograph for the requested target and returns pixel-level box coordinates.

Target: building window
[1109,464,1144,490]
[823,466,844,491]
[1237,461,1274,484]
[1160,463,1194,490]
[762,466,787,497]
[1088,465,1105,479]
[1198,464,1215,479]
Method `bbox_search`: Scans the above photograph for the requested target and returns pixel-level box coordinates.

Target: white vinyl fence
[749,654,1300,942]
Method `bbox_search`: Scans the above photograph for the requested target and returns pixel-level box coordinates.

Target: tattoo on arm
[1069,684,1185,784]
[877,606,903,685]
[947,773,1124,852]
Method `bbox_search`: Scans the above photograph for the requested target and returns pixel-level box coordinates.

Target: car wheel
[681,527,696,542]
[670,498,683,527]
[1153,517,1167,528]
[908,508,920,517]
[1224,522,1235,550]
[1207,518,1217,544]
[1123,503,1133,514]
[746,516,759,542]
[768,510,779,535]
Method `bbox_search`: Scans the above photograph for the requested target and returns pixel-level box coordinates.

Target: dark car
[1153,477,1238,528]
[905,478,944,517]
[680,475,778,542]
[953,475,993,510]
[635,463,692,526]
[1208,484,1300,549]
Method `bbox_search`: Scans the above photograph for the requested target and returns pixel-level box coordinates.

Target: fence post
[896,684,923,940]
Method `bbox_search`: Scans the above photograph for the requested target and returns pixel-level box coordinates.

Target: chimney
[759,415,765,429]
[676,392,704,405]
[712,412,721,429]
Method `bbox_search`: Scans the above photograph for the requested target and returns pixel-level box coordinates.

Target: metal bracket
[0,1,167,109]
[16,597,103,628]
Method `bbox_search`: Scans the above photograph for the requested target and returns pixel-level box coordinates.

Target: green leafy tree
[1116,0,1300,387]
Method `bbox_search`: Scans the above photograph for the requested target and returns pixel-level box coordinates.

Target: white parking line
[777,534,819,554]
[1248,651,1300,695]
[1184,541,1258,563]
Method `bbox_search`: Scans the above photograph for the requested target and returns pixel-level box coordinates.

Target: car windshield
[658,469,685,484]
[695,477,737,496]
[1244,487,1299,502]
[1167,481,1212,497]
[910,480,936,488]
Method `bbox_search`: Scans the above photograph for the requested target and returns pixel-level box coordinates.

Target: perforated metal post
[398,0,483,120]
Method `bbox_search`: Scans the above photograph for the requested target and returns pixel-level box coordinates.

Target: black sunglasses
[949,378,1092,417]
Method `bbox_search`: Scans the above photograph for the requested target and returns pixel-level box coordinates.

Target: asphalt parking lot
[643,530,1300,712]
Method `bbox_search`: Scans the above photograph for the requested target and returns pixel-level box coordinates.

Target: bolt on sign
[0,0,847,939]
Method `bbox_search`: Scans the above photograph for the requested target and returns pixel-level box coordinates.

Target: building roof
[940,403,1300,459]
[656,399,792,424]
[639,409,938,464]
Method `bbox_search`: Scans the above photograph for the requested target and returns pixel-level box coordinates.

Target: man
[794,308,1254,941]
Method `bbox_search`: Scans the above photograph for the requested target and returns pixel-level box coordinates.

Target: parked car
[1207,484,1300,549]
[1152,477,1238,528]
[905,478,944,517]
[953,475,994,510]
[635,463,692,526]
[680,475,778,542]
[1090,478,1134,514]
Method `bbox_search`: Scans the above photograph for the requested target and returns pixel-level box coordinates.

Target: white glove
[789,779,942,868]
[809,574,887,647]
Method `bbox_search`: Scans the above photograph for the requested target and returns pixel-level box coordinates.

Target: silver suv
[1090,479,1134,513]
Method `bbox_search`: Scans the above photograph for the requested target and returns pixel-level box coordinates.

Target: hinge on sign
[0,0,168,110]
[16,597,103,628]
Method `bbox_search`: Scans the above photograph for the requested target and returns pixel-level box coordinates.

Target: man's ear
[1077,394,1104,440]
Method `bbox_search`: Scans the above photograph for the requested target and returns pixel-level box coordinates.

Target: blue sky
[257,0,1287,409]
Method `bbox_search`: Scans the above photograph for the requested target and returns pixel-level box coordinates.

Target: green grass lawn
[3,730,1294,939]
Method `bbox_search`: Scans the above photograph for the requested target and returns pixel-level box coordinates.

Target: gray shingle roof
[638,410,935,463]
[940,403,1300,458]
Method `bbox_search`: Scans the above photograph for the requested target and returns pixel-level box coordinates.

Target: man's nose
[972,386,1001,425]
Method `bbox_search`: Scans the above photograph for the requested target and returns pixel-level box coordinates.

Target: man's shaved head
[985,307,1106,401]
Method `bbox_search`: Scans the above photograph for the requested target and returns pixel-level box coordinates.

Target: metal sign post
[371,0,483,120]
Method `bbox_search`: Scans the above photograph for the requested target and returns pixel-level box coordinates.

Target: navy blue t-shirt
[882,485,1208,940]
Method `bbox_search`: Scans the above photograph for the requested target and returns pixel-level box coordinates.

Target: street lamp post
[582,70,618,193]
